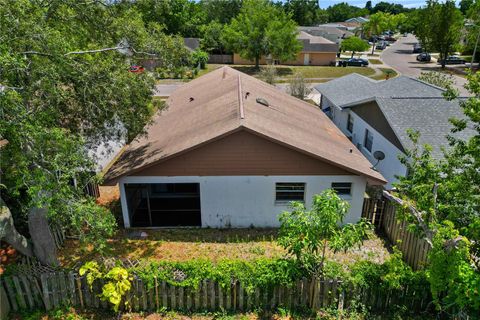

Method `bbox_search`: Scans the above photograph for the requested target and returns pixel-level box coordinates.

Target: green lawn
[371,68,398,80]
[368,59,383,65]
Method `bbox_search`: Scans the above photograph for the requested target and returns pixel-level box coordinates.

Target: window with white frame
[364,129,373,152]
[275,183,305,202]
[331,182,352,196]
[347,113,354,133]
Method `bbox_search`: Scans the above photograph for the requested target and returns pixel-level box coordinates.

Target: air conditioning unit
[356,142,362,150]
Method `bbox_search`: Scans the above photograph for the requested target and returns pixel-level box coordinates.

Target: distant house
[345,17,369,24]
[233,31,338,66]
[104,67,385,228]
[315,74,473,189]
[299,26,353,45]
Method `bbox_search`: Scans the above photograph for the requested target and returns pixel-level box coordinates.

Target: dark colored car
[384,36,396,42]
[376,41,387,50]
[438,56,466,65]
[343,58,369,67]
[129,65,145,73]
[412,43,422,53]
[416,53,431,62]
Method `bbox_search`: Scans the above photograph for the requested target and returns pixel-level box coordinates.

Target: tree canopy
[0,0,190,251]
[222,0,301,68]
[341,36,370,57]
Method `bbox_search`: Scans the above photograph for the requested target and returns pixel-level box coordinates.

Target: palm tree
[364,12,387,54]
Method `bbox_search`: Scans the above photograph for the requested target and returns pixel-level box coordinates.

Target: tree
[259,64,277,85]
[0,0,187,254]
[363,12,388,54]
[341,36,370,58]
[287,73,312,100]
[365,1,372,12]
[222,0,301,68]
[199,0,242,24]
[200,21,226,54]
[459,0,474,15]
[391,71,480,315]
[278,190,371,279]
[326,2,363,22]
[413,0,463,68]
[284,0,327,26]
[372,2,409,14]
[418,71,457,90]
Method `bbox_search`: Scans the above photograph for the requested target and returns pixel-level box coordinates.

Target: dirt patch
[96,185,120,206]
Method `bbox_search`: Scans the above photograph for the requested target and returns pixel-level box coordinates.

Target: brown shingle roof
[104,67,386,185]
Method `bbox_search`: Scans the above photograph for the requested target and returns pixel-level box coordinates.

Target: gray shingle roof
[375,97,473,159]
[315,74,445,108]
[315,74,473,159]
[297,31,338,53]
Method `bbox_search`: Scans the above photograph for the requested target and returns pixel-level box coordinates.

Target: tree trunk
[255,56,260,69]
[371,41,376,55]
[351,51,355,58]
[0,196,34,257]
[441,51,447,69]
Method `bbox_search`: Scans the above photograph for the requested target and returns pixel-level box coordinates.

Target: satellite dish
[371,150,385,171]
[373,150,385,161]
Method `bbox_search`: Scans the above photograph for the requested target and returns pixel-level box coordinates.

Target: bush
[191,49,209,69]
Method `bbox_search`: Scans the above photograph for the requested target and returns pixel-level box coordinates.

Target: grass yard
[58,228,390,268]
[368,59,383,65]
[371,68,398,80]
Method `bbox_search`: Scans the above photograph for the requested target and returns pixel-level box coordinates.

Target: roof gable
[104,67,385,184]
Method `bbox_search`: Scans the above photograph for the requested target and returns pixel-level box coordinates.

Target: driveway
[381,34,470,95]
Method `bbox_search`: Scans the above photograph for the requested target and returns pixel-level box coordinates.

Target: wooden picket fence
[362,194,431,270]
[0,271,431,313]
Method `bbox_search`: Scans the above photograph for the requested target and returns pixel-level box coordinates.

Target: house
[233,31,338,66]
[103,67,385,228]
[315,74,473,189]
[345,17,369,24]
[298,26,354,45]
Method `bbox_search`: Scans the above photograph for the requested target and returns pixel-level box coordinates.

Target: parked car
[416,53,431,62]
[384,36,396,42]
[343,58,369,67]
[437,56,466,65]
[412,43,422,53]
[403,32,408,37]
[376,41,387,50]
[129,65,145,73]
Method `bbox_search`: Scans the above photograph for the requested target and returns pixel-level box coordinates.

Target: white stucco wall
[329,106,407,189]
[119,175,367,228]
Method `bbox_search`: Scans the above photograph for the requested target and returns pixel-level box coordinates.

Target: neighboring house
[184,38,200,52]
[233,31,338,66]
[315,74,473,189]
[104,67,385,228]
[345,17,369,24]
[318,22,362,33]
[299,26,353,45]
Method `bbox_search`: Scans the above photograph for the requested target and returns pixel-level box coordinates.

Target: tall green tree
[363,12,388,54]
[460,0,474,15]
[284,0,327,26]
[222,0,301,68]
[392,71,480,316]
[199,0,242,24]
[326,2,365,22]
[414,0,463,68]
[0,0,187,252]
[341,36,370,57]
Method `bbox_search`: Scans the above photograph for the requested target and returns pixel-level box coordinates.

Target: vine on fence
[79,261,132,311]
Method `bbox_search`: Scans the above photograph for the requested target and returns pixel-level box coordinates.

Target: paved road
[381,34,470,95]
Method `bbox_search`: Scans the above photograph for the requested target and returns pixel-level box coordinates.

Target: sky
[318,0,460,9]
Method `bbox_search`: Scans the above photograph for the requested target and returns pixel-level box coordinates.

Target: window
[347,113,354,133]
[275,183,305,202]
[331,182,352,196]
[364,129,373,152]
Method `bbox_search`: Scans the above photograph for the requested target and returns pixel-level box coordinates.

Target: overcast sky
[318,0,460,9]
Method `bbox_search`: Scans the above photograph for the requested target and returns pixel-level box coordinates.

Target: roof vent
[256,97,269,107]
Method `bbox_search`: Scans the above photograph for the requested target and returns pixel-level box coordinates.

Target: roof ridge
[238,74,245,120]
